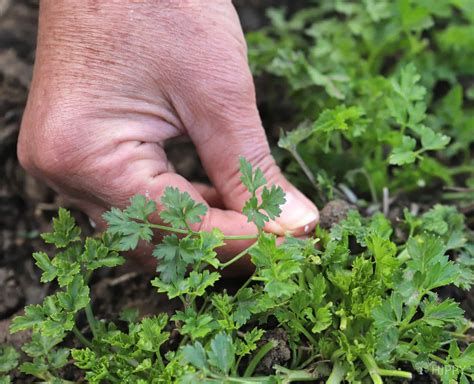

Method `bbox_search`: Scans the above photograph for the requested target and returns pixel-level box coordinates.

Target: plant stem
[208,373,278,383]
[196,295,210,318]
[447,164,474,175]
[378,368,413,379]
[233,274,255,299]
[275,365,321,382]
[360,354,383,384]
[85,303,99,339]
[148,223,194,235]
[347,168,378,204]
[326,360,347,384]
[450,332,474,342]
[73,326,93,348]
[399,291,424,331]
[244,340,277,377]
[155,352,165,372]
[429,354,447,365]
[148,223,257,241]
[360,353,413,383]
[295,323,318,346]
[297,352,322,370]
[224,234,259,241]
[178,333,190,349]
[220,245,255,269]
[290,147,318,189]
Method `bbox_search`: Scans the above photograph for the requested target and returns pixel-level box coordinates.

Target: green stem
[85,303,99,339]
[244,340,277,377]
[208,374,275,383]
[73,326,93,348]
[155,352,165,372]
[84,270,93,284]
[290,147,318,189]
[348,168,379,204]
[399,291,425,331]
[361,354,413,383]
[429,354,447,365]
[148,223,257,241]
[297,353,322,370]
[360,354,383,384]
[224,234,259,241]
[148,223,194,236]
[197,295,210,317]
[449,332,474,342]
[219,245,254,269]
[275,365,320,381]
[378,368,413,379]
[233,274,255,300]
[447,164,474,175]
[326,360,347,384]
[296,324,318,346]
[107,373,120,383]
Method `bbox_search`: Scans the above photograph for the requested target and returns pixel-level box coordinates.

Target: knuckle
[17,138,33,174]
[18,117,81,180]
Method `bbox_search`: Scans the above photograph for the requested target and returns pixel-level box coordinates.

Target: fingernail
[265,191,319,236]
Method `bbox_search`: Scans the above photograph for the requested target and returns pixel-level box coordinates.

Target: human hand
[18,1,318,271]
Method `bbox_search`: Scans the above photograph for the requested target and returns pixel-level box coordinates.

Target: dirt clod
[319,199,356,229]
[0,316,31,349]
[0,267,23,318]
[255,328,291,375]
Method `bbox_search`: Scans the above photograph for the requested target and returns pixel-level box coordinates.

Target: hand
[18,1,318,271]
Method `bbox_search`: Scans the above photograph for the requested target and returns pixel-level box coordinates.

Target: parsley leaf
[160,187,207,229]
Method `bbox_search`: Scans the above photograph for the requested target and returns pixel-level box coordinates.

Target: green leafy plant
[248,1,474,206]
[2,2,474,382]
[1,158,473,383]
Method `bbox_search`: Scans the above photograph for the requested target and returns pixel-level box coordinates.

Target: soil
[255,328,292,375]
[0,1,472,383]
[318,200,357,230]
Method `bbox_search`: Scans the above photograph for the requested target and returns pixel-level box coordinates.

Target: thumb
[204,131,319,237]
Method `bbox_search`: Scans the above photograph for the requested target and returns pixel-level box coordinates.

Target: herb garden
[1,1,473,383]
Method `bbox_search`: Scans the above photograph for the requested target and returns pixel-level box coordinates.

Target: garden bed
[1,1,473,383]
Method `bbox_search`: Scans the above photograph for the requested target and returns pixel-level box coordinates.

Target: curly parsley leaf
[103,205,153,251]
[207,332,235,375]
[41,208,81,248]
[389,136,417,165]
[240,157,286,229]
[0,346,19,373]
[160,187,207,229]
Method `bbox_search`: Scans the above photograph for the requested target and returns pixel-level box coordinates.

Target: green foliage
[249,1,474,205]
[240,157,286,229]
[6,158,473,383]
[160,187,208,229]
[3,2,474,382]
[0,347,19,375]
[2,158,473,382]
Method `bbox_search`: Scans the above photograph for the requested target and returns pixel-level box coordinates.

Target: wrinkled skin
[18,1,318,271]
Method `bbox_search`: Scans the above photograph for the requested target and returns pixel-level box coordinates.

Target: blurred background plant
[247,0,474,218]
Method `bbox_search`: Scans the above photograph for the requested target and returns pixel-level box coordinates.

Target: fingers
[76,172,258,275]
[175,68,318,237]
[165,2,319,236]
[191,182,225,209]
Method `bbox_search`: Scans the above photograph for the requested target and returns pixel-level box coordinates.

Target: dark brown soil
[319,200,357,230]
[255,328,292,375]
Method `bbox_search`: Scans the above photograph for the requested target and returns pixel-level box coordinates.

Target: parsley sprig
[2,161,473,383]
